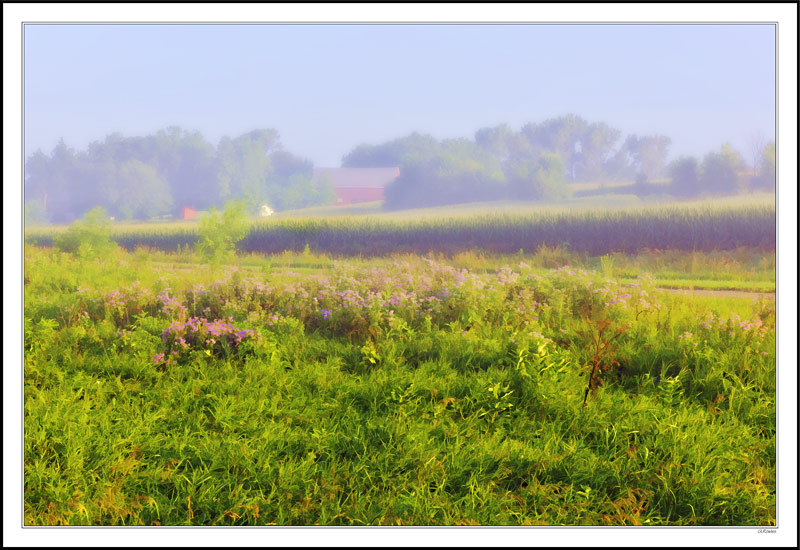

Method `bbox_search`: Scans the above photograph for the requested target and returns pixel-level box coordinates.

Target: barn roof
[312,167,400,189]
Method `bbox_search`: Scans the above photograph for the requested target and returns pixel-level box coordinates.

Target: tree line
[668,142,775,198]
[345,115,774,209]
[24,127,334,224]
[345,115,675,209]
[25,116,775,223]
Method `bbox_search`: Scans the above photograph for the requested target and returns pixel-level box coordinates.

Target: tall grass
[23,246,776,525]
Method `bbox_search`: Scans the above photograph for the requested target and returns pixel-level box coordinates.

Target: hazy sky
[24,23,775,166]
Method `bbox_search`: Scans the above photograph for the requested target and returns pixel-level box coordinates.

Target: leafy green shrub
[53,206,117,260]
[196,200,250,264]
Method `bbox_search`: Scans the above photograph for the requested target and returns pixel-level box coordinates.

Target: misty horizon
[24,23,775,167]
[22,117,769,170]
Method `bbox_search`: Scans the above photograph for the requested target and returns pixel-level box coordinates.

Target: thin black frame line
[19,21,781,25]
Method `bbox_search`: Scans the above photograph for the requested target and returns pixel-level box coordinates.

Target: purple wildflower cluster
[605,293,632,308]
[696,311,771,341]
[496,267,520,286]
[553,265,589,279]
[75,280,156,325]
[157,290,188,318]
[63,258,774,371]
[155,316,261,365]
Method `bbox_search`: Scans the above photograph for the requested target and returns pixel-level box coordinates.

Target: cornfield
[25,203,775,256]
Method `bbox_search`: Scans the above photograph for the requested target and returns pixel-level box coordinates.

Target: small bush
[53,206,117,260]
[196,201,250,264]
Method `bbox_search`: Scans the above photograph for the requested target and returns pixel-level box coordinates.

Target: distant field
[272,190,772,220]
[23,190,775,229]
[24,193,776,258]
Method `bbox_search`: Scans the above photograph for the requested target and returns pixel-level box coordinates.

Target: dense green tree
[668,156,700,197]
[342,132,440,167]
[575,122,622,182]
[24,149,54,221]
[270,150,314,180]
[474,124,513,157]
[506,152,568,200]
[271,174,336,211]
[25,140,79,223]
[474,123,531,165]
[700,153,739,195]
[378,120,616,208]
[603,148,634,181]
[620,134,672,180]
[700,144,745,195]
[153,128,218,211]
[81,128,217,212]
[520,115,587,181]
[215,130,332,213]
[71,158,116,217]
[112,160,174,220]
[519,115,625,183]
[266,150,332,211]
[384,140,507,210]
[216,131,278,212]
[719,142,746,173]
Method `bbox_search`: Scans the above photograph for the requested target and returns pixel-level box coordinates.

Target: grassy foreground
[23,246,775,525]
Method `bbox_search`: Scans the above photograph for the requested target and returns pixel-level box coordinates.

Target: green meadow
[23,228,776,525]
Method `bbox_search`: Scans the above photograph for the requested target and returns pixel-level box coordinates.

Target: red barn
[182,207,198,220]
[312,167,400,205]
